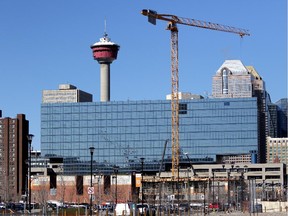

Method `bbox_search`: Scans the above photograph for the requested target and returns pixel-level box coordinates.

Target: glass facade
[41,97,258,174]
[276,98,288,137]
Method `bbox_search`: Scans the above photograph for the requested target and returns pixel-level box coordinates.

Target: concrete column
[100,63,110,102]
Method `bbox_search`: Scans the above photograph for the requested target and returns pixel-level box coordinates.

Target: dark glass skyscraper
[41,97,259,174]
[276,98,288,137]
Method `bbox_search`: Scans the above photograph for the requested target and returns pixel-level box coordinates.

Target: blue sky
[0,1,287,150]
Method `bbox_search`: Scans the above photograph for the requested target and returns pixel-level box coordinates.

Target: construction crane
[141,9,250,179]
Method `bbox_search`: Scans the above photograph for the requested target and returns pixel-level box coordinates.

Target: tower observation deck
[91,33,120,102]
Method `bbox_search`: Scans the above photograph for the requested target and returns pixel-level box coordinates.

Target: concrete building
[166,92,204,100]
[151,162,287,208]
[267,137,288,164]
[42,84,92,104]
[177,163,286,187]
[30,172,135,204]
[0,114,29,202]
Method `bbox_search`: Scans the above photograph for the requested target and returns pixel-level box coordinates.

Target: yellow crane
[141,9,250,178]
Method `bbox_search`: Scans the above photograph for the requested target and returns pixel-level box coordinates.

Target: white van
[115,203,131,216]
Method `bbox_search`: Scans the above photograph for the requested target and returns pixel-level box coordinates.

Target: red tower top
[90,33,120,64]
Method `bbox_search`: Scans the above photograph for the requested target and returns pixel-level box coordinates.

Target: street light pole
[222,164,234,211]
[228,170,231,208]
[27,134,34,215]
[177,166,180,210]
[262,179,266,201]
[187,167,190,209]
[89,147,95,216]
[140,157,145,212]
[114,166,119,205]
[212,171,215,204]
[203,181,206,215]
[236,165,247,212]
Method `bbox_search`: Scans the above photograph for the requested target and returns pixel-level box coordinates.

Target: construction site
[133,9,288,214]
[28,162,286,214]
[31,8,287,214]
[137,9,251,213]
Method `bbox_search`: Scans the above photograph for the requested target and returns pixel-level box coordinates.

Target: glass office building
[276,98,288,137]
[41,97,259,174]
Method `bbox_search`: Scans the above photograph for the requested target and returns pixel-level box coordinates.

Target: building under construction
[28,162,286,212]
[141,163,286,211]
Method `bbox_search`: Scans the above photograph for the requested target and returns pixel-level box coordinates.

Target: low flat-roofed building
[42,84,92,103]
[166,92,204,100]
[160,163,286,186]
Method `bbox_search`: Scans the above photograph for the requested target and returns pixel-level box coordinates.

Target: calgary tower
[91,32,120,102]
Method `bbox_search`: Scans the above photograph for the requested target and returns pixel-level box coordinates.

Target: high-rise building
[0,114,29,202]
[212,60,270,163]
[41,97,259,174]
[42,84,92,104]
[268,103,278,138]
[212,60,266,98]
[212,60,253,98]
[276,98,288,138]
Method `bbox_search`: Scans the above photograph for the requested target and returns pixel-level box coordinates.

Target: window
[265,167,280,172]
[222,68,229,94]
[76,175,83,195]
[179,103,187,114]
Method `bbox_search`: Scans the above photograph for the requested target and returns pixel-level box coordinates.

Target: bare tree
[33,177,50,214]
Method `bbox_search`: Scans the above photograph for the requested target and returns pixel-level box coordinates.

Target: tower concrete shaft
[100,63,111,102]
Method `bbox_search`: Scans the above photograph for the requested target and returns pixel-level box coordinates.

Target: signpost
[88,187,94,195]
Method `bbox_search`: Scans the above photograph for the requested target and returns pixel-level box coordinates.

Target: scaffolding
[140,174,249,214]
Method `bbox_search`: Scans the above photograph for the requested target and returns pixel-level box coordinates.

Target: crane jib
[141,9,250,37]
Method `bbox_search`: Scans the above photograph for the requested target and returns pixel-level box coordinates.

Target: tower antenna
[104,19,107,37]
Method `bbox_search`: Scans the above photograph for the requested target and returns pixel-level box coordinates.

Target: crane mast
[141,9,250,179]
[168,22,180,179]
